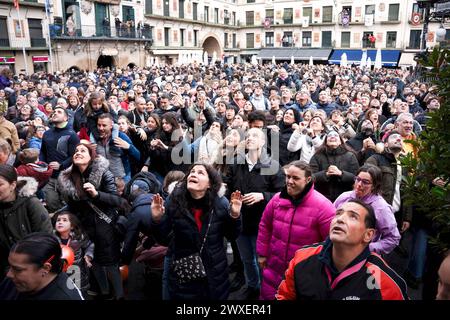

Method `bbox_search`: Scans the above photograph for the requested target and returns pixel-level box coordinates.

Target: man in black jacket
[224,128,284,299]
[346,119,379,165]
[365,130,411,233]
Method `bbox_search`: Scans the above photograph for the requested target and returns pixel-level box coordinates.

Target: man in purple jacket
[256,161,335,300]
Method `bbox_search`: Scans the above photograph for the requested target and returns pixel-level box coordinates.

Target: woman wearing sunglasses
[334,165,400,255]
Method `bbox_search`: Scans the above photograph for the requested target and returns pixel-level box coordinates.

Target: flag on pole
[13,0,19,10]
[44,0,51,15]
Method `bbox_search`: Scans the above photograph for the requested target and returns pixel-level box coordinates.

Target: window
[232,33,236,48]
[232,12,236,26]
[145,0,153,15]
[180,28,185,46]
[388,4,399,21]
[163,0,170,16]
[282,31,293,47]
[342,6,352,22]
[412,3,425,16]
[247,0,255,3]
[246,33,254,48]
[323,6,332,23]
[265,32,274,47]
[386,31,397,48]
[302,31,312,47]
[28,19,45,47]
[164,27,170,46]
[409,30,421,49]
[266,9,274,21]
[363,32,374,48]
[179,0,184,19]
[0,17,9,47]
[283,8,293,24]
[246,11,254,26]
[224,10,230,24]
[365,5,375,15]
[322,31,332,47]
[224,32,228,48]
[204,6,209,22]
[193,3,198,20]
[214,8,219,24]
[303,7,312,24]
[194,30,198,46]
[341,31,350,48]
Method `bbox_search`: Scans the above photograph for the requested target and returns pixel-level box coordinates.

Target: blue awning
[328,49,401,67]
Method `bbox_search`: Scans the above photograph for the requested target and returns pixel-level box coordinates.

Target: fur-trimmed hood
[16,176,39,197]
[57,156,110,201]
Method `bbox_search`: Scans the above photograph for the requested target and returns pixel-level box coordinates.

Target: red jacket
[277,239,409,300]
[16,162,53,188]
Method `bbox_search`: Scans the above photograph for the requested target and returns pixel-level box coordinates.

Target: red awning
[0,57,15,64]
[32,56,49,63]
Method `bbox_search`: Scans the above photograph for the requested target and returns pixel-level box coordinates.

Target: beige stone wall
[52,41,147,71]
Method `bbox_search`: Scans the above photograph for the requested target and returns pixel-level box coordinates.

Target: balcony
[30,38,47,47]
[50,24,153,41]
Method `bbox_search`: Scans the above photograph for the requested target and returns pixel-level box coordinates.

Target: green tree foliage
[401,47,450,253]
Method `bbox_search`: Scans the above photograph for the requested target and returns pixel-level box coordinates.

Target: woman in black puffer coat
[309,130,359,202]
[57,142,126,299]
[151,163,242,300]
[273,108,302,167]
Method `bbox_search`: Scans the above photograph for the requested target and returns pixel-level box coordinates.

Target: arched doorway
[127,62,137,69]
[202,36,221,62]
[67,65,80,72]
[97,55,115,68]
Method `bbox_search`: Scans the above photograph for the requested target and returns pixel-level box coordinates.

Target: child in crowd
[54,211,94,296]
[16,148,53,200]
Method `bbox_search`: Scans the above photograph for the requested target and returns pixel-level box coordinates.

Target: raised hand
[114,137,130,150]
[242,192,264,206]
[230,190,243,218]
[151,193,165,223]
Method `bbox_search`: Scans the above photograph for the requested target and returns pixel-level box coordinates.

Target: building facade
[0,0,448,73]
[0,0,51,74]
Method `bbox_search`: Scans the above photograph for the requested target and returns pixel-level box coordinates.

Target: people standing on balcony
[102,17,110,37]
[115,18,121,37]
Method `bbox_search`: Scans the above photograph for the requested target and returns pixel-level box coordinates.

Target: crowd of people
[0,60,448,301]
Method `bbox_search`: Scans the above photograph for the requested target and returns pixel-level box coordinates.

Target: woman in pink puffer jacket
[256,161,336,300]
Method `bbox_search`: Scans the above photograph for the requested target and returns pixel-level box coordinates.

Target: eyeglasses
[354,176,372,186]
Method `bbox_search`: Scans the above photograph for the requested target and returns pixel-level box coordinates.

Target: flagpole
[44,0,55,74]
[14,1,28,75]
